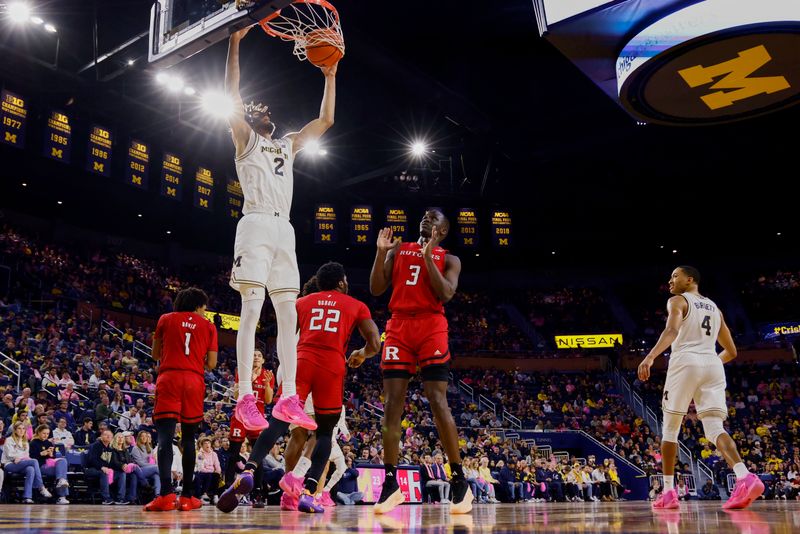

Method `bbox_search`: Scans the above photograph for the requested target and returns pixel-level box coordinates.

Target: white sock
[325,455,346,492]
[293,456,311,478]
[236,297,264,399]
[663,475,674,491]
[272,298,298,397]
[733,462,750,480]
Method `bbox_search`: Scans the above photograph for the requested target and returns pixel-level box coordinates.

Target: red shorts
[228,413,261,443]
[294,352,345,416]
[153,371,205,424]
[380,314,450,376]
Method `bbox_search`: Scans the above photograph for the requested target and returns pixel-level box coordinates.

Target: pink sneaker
[280,492,299,511]
[280,472,305,498]
[319,490,336,507]
[273,395,317,430]
[723,474,765,510]
[234,394,269,432]
[652,489,679,510]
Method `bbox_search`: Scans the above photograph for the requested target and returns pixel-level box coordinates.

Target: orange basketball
[306,28,343,67]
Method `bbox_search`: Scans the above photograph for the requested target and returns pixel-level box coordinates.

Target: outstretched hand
[320,62,338,77]
[422,226,444,258]
[377,228,401,253]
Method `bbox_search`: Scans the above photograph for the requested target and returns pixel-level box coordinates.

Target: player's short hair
[174,287,209,313]
[301,276,319,296]
[677,265,701,285]
[315,262,346,291]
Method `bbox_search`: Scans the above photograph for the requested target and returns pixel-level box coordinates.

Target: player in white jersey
[225,25,337,432]
[638,266,764,510]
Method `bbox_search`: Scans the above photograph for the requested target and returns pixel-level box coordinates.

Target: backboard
[148,0,294,68]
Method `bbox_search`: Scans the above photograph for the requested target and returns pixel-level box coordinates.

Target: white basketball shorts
[662,353,728,420]
[229,212,300,296]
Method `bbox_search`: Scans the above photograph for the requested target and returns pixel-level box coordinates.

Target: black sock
[384,464,397,486]
[450,462,464,479]
[245,417,290,472]
[304,477,319,494]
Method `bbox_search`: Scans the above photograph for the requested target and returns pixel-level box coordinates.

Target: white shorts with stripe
[662,353,728,420]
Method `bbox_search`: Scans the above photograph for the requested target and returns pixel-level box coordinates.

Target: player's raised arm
[347,318,381,368]
[287,63,337,156]
[638,295,687,381]
[370,228,400,296]
[717,312,738,364]
[225,27,253,157]
[423,227,460,303]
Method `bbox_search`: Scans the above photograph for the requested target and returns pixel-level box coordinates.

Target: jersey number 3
[406,265,421,286]
[701,315,712,336]
[309,308,340,333]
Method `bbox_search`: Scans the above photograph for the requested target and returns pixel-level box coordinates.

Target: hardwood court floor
[0,500,796,533]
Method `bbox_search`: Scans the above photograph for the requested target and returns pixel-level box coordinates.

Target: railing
[457,380,474,402]
[503,410,522,429]
[478,394,496,415]
[364,402,385,418]
[553,451,570,464]
[133,340,152,360]
[211,382,234,403]
[727,473,736,493]
[0,350,21,392]
[578,430,646,476]
[696,460,715,492]
[649,473,697,496]
[535,445,553,460]
[100,320,124,339]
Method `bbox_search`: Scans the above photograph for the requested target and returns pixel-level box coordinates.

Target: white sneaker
[201,495,211,504]
[441,499,451,504]
[56,478,70,488]
[39,488,53,498]
[56,497,69,505]
[213,495,220,504]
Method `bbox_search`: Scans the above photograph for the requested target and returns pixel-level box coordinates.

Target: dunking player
[369,209,472,514]
[638,266,764,510]
[145,288,218,512]
[225,350,274,507]
[217,262,381,513]
[225,25,337,432]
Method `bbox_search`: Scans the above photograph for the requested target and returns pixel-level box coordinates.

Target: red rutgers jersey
[154,312,218,377]
[296,291,372,368]
[389,241,447,317]
[234,368,275,410]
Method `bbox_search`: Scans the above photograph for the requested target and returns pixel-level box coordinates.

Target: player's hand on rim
[231,24,254,40]
[377,228,400,253]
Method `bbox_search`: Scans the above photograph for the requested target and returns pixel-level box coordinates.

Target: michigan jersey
[234,131,294,217]
[671,292,721,357]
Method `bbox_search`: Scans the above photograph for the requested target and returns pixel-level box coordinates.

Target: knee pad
[661,412,683,442]
[240,284,266,302]
[269,289,298,306]
[700,416,726,445]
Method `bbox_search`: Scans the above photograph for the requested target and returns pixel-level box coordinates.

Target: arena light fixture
[30,16,43,25]
[44,23,57,33]
[166,75,184,92]
[155,72,168,84]
[127,59,135,66]
[411,141,427,157]
[305,140,324,156]
[318,149,328,156]
[201,91,234,119]
[8,2,31,24]
[183,86,196,96]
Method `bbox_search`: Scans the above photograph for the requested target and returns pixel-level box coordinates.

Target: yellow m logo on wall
[4,132,16,144]
[51,147,63,159]
[678,45,790,110]
[93,162,104,173]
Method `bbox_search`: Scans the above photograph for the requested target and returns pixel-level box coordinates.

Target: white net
[259,0,344,62]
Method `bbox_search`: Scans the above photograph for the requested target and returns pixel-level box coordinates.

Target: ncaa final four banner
[193,166,214,211]
[350,205,373,245]
[160,152,183,200]
[314,204,337,244]
[491,209,512,247]
[0,89,27,148]
[226,176,243,219]
[86,124,113,177]
[126,139,150,189]
[43,110,72,163]
[457,208,479,247]
[385,207,408,241]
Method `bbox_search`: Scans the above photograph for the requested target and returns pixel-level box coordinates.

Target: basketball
[306,28,344,67]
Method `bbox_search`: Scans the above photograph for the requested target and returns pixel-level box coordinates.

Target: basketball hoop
[259,0,344,63]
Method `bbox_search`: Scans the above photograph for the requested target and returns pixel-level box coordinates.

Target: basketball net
[259,0,344,63]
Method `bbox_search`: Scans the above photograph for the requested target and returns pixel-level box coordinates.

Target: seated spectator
[194,437,221,504]
[130,430,161,495]
[478,456,500,503]
[118,406,141,433]
[464,457,488,503]
[0,394,16,426]
[497,459,522,503]
[676,477,691,501]
[335,456,363,505]
[73,418,97,449]
[262,443,285,492]
[421,454,450,503]
[60,383,79,402]
[52,401,75,430]
[95,394,115,426]
[649,478,662,501]
[86,429,129,505]
[111,432,140,503]
[1,421,52,503]
[29,424,69,504]
[591,464,612,501]
[698,479,721,500]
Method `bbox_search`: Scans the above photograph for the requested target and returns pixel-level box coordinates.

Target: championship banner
[356,467,422,504]
[193,166,214,211]
[203,310,241,331]
[555,333,623,349]
[86,124,113,177]
[126,139,150,189]
[226,177,243,219]
[43,110,72,163]
[160,152,183,200]
[385,207,408,241]
[314,204,337,244]
[457,208,479,247]
[350,205,373,245]
[491,209,512,247]
[761,322,800,340]
[1,89,27,148]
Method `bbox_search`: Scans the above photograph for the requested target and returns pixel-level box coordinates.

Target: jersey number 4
[701,315,712,336]
[309,308,340,333]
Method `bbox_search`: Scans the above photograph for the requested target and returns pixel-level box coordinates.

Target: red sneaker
[179,496,203,511]
[723,474,765,510]
[652,489,679,510]
[144,493,177,512]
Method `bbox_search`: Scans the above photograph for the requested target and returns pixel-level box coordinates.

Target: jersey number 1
[701,315,712,336]
[184,333,192,355]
